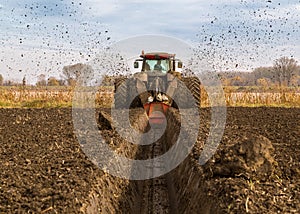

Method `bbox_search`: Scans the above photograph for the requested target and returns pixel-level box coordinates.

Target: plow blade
[144,102,169,125]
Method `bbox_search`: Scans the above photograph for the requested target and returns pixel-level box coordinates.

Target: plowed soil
[0,107,299,213]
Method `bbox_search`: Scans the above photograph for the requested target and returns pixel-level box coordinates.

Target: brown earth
[190,107,300,213]
[0,107,299,213]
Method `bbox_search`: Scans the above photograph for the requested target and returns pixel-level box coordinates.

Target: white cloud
[1,0,300,82]
[79,0,121,16]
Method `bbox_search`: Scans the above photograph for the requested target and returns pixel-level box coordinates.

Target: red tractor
[114,51,201,125]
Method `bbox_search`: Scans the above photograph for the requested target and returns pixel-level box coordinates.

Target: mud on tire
[114,77,128,109]
[172,80,194,109]
[183,77,201,108]
[114,77,142,109]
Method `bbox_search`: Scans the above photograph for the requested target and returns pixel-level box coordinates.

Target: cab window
[145,59,169,73]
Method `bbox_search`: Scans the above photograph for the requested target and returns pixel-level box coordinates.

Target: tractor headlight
[148,96,154,103]
[162,94,168,101]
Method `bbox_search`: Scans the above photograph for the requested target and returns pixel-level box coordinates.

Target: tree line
[0,56,299,87]
[219,57,300,87]
[0,63,93,87]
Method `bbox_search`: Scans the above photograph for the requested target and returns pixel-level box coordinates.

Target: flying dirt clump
[205,133,277,180]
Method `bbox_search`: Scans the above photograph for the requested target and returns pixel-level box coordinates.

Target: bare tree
[58,79,66,86]
[36,74,47,86]
[252,66,274,84]
[0,74,3,86]
[62,63,94,86]
[22,76,26,86]
[273,57,298,86]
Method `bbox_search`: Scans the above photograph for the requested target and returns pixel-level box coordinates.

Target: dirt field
[0,107,299,213]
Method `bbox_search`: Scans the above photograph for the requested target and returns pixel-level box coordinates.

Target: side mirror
[178,61,183,68]
[134,61,139,68]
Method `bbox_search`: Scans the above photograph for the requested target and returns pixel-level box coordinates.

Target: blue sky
[0,0,300,84]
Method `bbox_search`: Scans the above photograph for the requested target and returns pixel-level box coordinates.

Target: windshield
[144,59,170,73]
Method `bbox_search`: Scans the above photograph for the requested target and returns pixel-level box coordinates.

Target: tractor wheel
[114,77,143,109]
[183,77,201,108]
[114,77,128,109]
[114,77,127,92]
[172,79,194,109]
[127,79,143,108]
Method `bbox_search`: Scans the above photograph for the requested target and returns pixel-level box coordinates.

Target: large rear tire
[183,77,201,108]
[127,79,143,108]
[114,77,143,109]
[114,77,128,109]
[172,79,194,109]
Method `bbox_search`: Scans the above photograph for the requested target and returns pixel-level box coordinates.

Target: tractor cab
[134,51,182,74]
[113,50,200,125]
[132,51,183,125]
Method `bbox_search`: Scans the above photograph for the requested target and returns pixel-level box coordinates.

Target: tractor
[113,51,201,125]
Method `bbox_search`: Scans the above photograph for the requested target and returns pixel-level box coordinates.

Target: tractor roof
[140,52,175,60]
